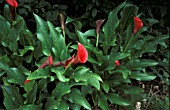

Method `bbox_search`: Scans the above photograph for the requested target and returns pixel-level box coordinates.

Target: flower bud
[59,13,65,31]
[115,60,120,66]
[95,19,105,35]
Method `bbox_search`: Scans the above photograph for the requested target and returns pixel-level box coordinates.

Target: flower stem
[123,33,134,52]
[53,62,64,67]
[63,30,65,41]
[63,61,72,75]
[96,33,99,47]
[91,93,96,106]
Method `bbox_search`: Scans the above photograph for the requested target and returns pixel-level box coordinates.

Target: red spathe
[134,16,143,34]
[71,43,88,64]
[5,0,18,8]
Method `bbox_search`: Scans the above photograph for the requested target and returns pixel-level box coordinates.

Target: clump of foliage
[0,0,169,110]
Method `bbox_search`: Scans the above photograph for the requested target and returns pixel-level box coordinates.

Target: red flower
[115,60,120,67]
[133,16,143,34]
[24,79,30,85]
[71,42,88,65]
[5,0,18,8]
[53,43,88,68]
[39,55,53,69]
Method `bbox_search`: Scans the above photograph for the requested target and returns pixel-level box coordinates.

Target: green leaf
[103,1,126,43]
[0,54,10,63]
[111,67,131,79]
[101,81,110,93]
[146,18,159,26]
[81,86,94,96]
[0,71,5,77]
[0,15,10,42]
[84,29,96,37]
[12,86,24,105]
[107,93,130,106]
[76,30,93,46]
[26,83,38,104]
[20,29,36,46]
[15,104,41,110]
[119,85,143,94]
[52,82,71,101]
[7,68,26,85]
[72,104,81,110]
[33,41,43,59]
[110,52,130,61]
[98,92,109,110]
[0,56,11,75]
[47,21,67,60]
[27,68,50,80]
[6,15,25,52]
[74,21,82,31]
[37,78,47,91]
[68,89,91,110]
[66,16,75,24]
[45,97,60,110]
[129,72,156,81]
[58,100,69,110]
[92,8,97,17]
[142,35,169,53]
[51,67,66,82]
[18,46,34,56]
[73,66,102,90]
[2,86,20,110]
[33,13,52,56]
[77,30,87,45]
[18,65,30,76]
[87,56,99,64]
[125,59,158,70]
[3,4,13,23]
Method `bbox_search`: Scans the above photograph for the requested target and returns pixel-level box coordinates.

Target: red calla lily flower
[115,60,120,67]
[133,16,143,34]
[5,0,18,8]
[24,79,30,85]
[71,42,88,65]
[39,55,53,69]
[51,43,88,68]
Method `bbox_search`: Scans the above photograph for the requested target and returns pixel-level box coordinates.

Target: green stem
[96,33,99,47]
[63,30,65,41]
[123,33,134,52]
[91,93,96,106]
[62,61,72,75]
